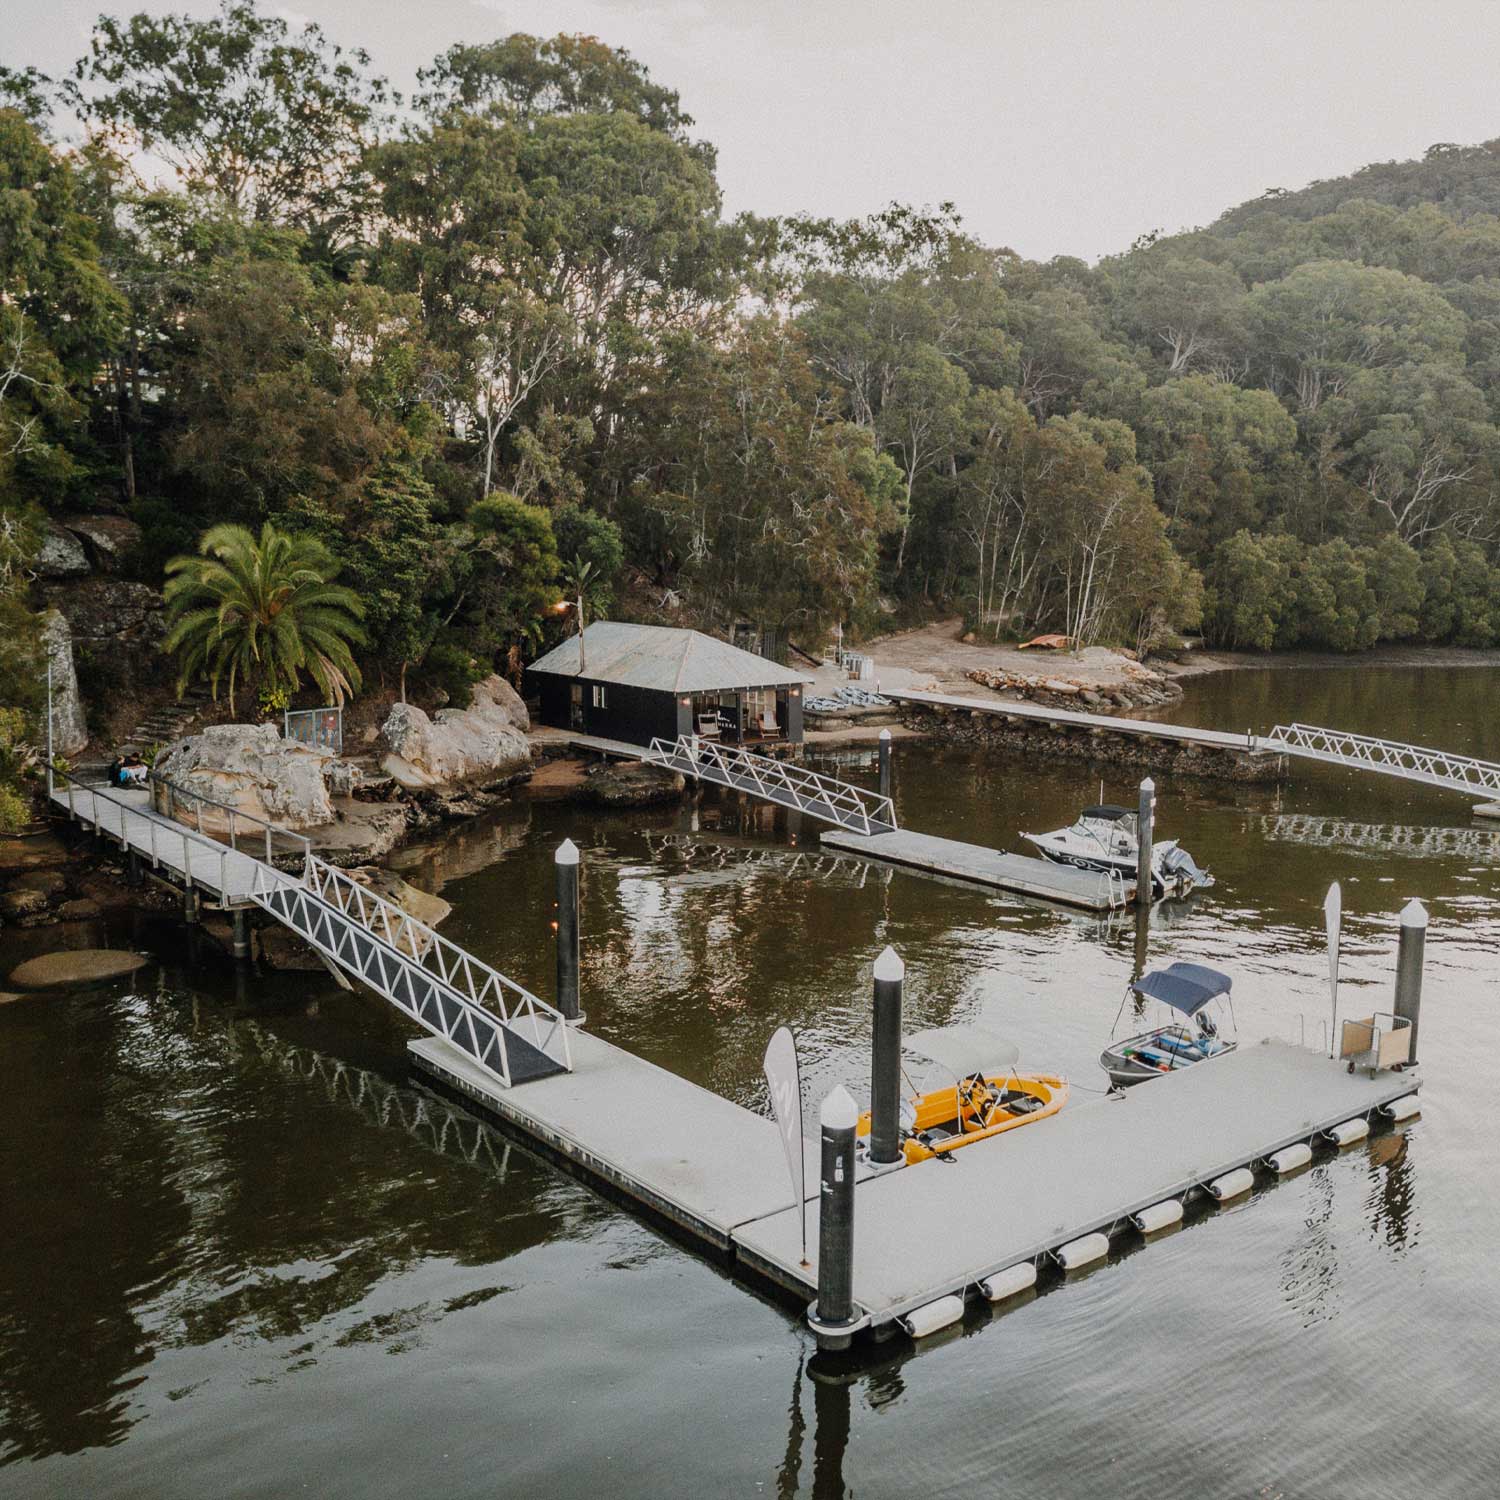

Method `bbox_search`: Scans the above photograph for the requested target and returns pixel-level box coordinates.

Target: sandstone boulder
[42,610,89,756]
[61,515,141,571]
[51,578,162,645]
[380,675,531,793]
[584,762,685,808]
[35,522,89,579]
[154,723,336,831]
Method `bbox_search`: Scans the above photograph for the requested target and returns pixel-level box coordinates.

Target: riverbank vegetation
[6,1,1500,779]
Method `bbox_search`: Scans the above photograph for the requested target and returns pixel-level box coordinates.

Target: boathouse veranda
[526,621,810,749]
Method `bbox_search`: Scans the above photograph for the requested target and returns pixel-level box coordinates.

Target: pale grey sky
[8,0,1500,261]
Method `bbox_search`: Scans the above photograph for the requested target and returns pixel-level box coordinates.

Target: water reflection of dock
[1260,814,1500,859]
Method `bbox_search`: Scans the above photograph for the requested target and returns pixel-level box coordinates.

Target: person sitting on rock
[120,753,148,786]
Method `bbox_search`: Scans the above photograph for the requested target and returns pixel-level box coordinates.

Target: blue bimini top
[1130,961,1232,1016]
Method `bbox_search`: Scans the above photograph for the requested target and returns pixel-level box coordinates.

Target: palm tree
[164,522,367,714]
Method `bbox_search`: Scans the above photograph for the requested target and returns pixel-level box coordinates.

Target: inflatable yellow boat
[855,1025,1069,1164]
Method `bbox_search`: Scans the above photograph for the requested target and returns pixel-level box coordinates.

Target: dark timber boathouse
[527,621,810,749]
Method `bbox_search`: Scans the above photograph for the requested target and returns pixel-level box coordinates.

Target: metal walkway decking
[888,688,1270,752]
[410,1033,1417,1329]
[818,828,1129,909]
[49,773,572,1089]
[645,737,897,835]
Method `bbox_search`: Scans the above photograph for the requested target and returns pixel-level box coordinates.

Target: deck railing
[53,766,238,894]
[148,770,313,869]
[645,736,898,835]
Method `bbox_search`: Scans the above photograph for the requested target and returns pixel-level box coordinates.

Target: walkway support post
[1136,777,1156,908]
[878,729,892,802]
[555,839,583,1024]
[182,886,199,924]
[1394,898,1427,1064]
[869,947,905,1168]
[44,663,54,794]
[127,849,142,888]
[232,908,251,962]
[809,1084,862,1350]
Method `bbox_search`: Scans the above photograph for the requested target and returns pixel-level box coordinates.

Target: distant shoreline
[1163,644,1500,679]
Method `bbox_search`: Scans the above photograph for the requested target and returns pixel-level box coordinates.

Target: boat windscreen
[1130,961,1232,1016]
[1081,805,1132,821]
[906,1024,1021,1079]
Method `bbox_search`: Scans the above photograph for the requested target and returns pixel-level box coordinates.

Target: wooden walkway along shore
[819,827,1130,909]
[409,1033,1419,1330]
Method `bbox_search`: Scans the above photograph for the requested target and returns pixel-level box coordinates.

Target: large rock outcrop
[154,723,337,831]
[379,675,531,792]
[34,523,90,579]
[41,610,89,756]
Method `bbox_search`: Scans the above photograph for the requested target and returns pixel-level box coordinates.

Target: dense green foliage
[7,0,1500,736]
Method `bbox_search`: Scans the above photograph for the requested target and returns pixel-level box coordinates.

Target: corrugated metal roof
[528,622,812,692]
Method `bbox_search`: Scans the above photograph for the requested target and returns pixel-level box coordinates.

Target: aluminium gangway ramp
[48,773,571,1088]
[644,736,897,835]
[1265,722,1500,801]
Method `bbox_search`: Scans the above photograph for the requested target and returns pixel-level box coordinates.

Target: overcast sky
[9,0,1500,261]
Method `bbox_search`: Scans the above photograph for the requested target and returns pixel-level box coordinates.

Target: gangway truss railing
[645,736,897,835]
[1266,723,1500,800]
[251,855,572,1087]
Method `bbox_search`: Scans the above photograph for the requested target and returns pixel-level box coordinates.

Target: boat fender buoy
[899,1294,966,1339]
[1053,1232,1110,1270]
[1131,1199,1183,1233]
[979,1262,1037,1302]
[1324,1117,1370,1147]
[1266,1142,1313,1174]
[1381,1094,1421,1122]
[1206,1167,1255,1201]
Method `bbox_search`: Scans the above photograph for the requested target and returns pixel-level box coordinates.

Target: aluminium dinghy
[1100,962,1236,1088]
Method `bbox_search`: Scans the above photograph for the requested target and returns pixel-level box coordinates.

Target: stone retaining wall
[903,705,1286,784]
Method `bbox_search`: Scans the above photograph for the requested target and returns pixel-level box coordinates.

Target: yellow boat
[855,1024,1069,1164]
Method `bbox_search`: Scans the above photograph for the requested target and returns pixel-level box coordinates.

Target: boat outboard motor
[1160,845,1213,891]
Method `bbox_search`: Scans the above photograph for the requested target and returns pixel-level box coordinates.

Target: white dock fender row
[1381,1093,1421,1122]
[1131,1199,1184,1234]
[1053,1232,1110,1270]
[979,1262,1037,1302]
[1265,1142,1313,1175]
[1206,1166,1255,1201]
[1324,1116,1370,1147]
[899,1294,966,1339]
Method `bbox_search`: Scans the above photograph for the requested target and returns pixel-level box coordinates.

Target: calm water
[2,664,1498,1499]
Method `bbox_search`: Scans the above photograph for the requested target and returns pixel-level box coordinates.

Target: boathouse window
[591,685,608,708]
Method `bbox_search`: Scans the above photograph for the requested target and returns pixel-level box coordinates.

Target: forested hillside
[6,0,1500,796]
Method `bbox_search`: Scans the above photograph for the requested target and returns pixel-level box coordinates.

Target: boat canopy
[1130,961,1232,1016]
[906,1025,1021,1079]
[1081,804,1132,821]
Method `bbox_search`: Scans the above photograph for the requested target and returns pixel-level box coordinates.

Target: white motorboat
[1021,804,1213,897]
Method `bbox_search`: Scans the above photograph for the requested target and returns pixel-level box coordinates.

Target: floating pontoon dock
[410,1032,1418,1333]
[818,827,1130,910]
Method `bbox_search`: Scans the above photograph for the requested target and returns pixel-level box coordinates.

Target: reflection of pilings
[640,830,892,885]
[241,1023,517,1176]
[1260,814,1500,859]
